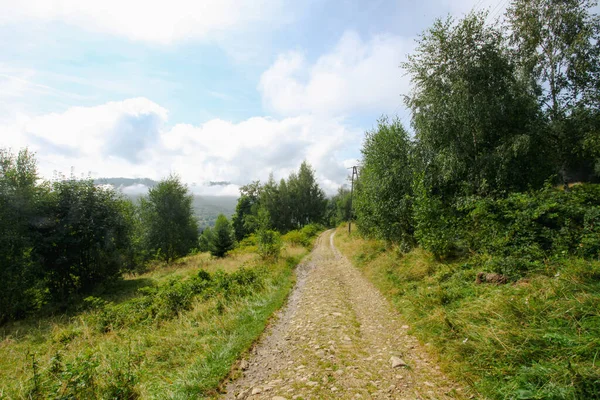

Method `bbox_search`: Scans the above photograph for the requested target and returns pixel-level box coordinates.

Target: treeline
[0,151,332,323]
[200,161,331,259]
[353,0,600,273]
[0,149,199,323]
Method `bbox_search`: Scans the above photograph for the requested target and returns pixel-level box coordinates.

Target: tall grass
[335,225,600,400]
[0,243,307,399]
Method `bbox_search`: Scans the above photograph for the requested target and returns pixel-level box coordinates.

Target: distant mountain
[206,181,231,186]
[95,178,238,229]
[95,177,158,188]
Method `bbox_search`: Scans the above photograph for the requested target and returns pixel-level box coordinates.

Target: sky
[0,0,508,196]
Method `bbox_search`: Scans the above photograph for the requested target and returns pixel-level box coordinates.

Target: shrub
[257,229,282,261]
[413,176,461,259]
[210,214,235,258]
[282,230,308,247]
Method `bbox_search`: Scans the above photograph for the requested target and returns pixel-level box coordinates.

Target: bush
[299,223,322,239]
[257,229,282,261]
[209,214,235,258]
[413,176,461,259]
[282,230,308,247]
[463,184,600,266]
[89,265,268,333]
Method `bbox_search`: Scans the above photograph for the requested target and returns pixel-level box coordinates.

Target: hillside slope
[333,225,600,399]
[0,243,308,399]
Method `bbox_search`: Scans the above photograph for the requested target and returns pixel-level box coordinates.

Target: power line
[487,0,509,22]
[472,0,486,13]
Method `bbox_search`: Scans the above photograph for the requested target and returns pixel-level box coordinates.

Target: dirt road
[222,231,464,399]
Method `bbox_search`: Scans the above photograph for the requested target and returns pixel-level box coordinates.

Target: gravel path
[222,231,465,399]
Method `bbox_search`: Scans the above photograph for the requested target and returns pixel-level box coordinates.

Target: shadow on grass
[0,276,155,339]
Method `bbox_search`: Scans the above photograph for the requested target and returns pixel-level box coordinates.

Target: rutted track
[222,230,464,399]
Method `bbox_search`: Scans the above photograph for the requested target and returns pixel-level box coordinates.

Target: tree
[233,162,327,236]
[288,161,327,227]
[260,174,282,230]
[255,207,282,260]
[326,186,352,227]
[0,148,44,321]
[232,180,261,241]
[199,227,214,252]
[404,12,550,198]
[210,214,235,257]
[507,0,600,182]
[354,117,415,246]
[139,175,198,262]
[276,178,292,232]
[35,178,135,300]
[232,195,254,241]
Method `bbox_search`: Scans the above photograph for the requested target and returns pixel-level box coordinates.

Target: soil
[221,230,466,399]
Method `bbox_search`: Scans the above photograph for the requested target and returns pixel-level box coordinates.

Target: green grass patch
[335,226,600,400]
[0,246,307,399]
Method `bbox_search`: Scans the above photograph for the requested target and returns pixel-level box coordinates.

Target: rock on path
[222,231,466,399]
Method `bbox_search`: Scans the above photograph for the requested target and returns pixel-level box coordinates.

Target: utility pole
[348,165,358,235]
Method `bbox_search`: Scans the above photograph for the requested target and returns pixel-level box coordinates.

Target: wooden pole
[348,166,358,235]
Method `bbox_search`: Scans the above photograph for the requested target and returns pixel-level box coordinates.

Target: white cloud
[0,98,361,195]
[0,0,285,44]
[259,31,415,117]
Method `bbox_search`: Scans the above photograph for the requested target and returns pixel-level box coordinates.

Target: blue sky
[0,0,505,195]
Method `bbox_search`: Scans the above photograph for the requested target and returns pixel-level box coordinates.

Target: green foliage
[288,161,327,228]
[257,230,283,261]
[232,195,254,241]
[2,241,307,399]
[405,12,550,199]
[0,148,44,322]
[412,175,461,259]
[36,178,136,301]
[281,230,307,247]
[26,349,140,400]
[89,266,265,333]
[198,227,214,253]
[355,117,415,247]
[507,0,600,183]
[461,184,600,274]
[340,231,600,400]
[232,161,327,242]
[139,175,199,263]
[282,223,323,248]
[210,214,235,258]
[325,186,352,227]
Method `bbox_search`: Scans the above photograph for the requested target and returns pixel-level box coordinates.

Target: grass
[0,241,312,399]
[334,224,600,400]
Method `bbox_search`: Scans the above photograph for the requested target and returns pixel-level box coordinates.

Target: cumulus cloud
[259,31,415,117]
[17,97,168,160]
[1,98,361,195]
[0,0,285,44]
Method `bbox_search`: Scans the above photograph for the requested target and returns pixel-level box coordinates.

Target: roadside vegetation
[0,238,316,399]
[0,147,328,398]
[335,1,600,399]
[335,226,600,399]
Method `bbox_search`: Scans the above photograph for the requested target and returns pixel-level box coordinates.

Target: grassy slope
[334,225,600,400]
[0,244,308,399]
